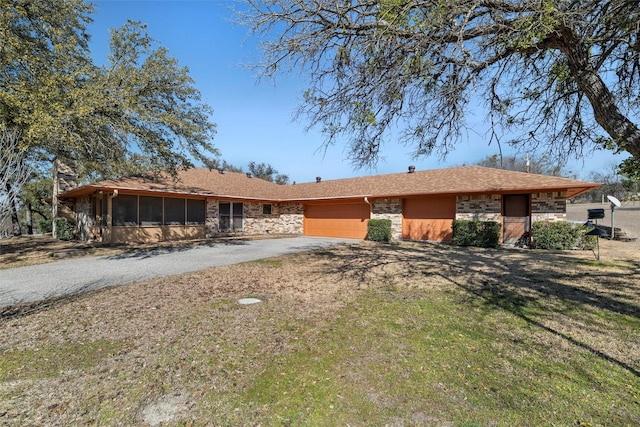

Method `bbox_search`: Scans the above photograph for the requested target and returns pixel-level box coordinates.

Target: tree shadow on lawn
[317,242,640,377]
[0,280,116,324]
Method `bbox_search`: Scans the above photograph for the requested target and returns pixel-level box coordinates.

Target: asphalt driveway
[0,236,357,308]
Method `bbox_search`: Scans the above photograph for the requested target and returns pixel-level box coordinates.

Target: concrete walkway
[0,237,356,308]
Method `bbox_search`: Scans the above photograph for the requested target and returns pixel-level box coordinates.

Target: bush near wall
[452,220,501,248]
[367,219,392,242]
[38,219,53,234]
[531,221,596,250]
[56,218,78,241]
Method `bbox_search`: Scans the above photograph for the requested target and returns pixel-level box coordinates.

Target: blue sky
[88,0,624,183]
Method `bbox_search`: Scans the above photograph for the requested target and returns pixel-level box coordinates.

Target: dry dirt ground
[0,204,638,425]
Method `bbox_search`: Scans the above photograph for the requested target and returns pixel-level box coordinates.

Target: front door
[503,194,530,245]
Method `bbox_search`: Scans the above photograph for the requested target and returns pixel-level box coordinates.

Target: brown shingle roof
[60,166,600,201]
[282,166,600,200]
[60,168,283,200]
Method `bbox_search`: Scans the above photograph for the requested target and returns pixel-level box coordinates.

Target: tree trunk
[10,199,21,236]
[26,203,33,234]
[52,158,59,239]
[559,27,640,159]
[4,183,21,236]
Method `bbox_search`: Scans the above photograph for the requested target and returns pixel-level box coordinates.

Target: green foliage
[202,159,290,184]
[367,218,392,242]
[38,218,53,234]
[248,161,289,185]
[36,217,79,238]
[18,174,53,229]
[531,221,595,250]
[2,2,217,181]
[619,157,640,182]
[0,0,93,129]
[452,220,500,248]
[55,218,77,241]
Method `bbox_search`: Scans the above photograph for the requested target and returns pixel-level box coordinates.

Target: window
[232,202,243,229]
[139,196,163,226]
[262,203,272,215]
[112,195,137,226]
[164,198,185,225]
[111,195,205,227]
[186,199,206,225]
[219,201,243,230]
[219,201,230,230]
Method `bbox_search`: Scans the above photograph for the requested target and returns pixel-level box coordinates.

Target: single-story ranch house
[58,165,600,245]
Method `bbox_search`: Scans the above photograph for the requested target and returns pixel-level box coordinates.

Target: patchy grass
[0,242,639,425]
[244,289,639,425]
[0,340,128,382]
[251,258,283,267]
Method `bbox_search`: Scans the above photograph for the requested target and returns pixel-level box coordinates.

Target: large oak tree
[240,0,640,171]
[2,1,217,236]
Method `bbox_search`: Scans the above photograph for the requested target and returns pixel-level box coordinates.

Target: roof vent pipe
[316,176,322,183]
[408,165,416,173]
[246,172,252,178]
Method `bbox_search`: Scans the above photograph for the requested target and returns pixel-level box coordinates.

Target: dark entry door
[503,195,530,245]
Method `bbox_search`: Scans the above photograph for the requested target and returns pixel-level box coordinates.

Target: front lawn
[1,242,638,425]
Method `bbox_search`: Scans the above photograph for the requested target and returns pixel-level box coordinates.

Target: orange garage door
[403,196,456,241]
[304,202,370,239]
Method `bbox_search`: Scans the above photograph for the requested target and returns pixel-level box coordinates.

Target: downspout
[364,197,371,214]
[364,197,372,239]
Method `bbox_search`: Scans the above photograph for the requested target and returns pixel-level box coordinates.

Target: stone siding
[244,202,304,235]
[207,200,304,236]
[531,192,566,223]
[456,195,501,222]
[371,198,402,240]
[75,197,94,241]
[205,199,219,237]
[56,161,78,193]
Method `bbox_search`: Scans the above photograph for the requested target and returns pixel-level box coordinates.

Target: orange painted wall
[402,196,456,241]
[304,202,370,239]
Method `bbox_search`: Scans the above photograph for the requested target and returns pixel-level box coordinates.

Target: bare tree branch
[1,127,32,232]
[239,0,640,169]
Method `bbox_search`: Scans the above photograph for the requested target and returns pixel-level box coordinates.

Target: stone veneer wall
[371,198,402,240]
[243,202,304,235]
[55,160,78,220]
[206,200,304,237]
[205,199,220,237]
[456,194,501,222]
[75,196,94,241]
[531,191,567,222]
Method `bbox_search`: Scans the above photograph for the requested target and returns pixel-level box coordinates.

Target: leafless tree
[240,0,640,169]
[1,127,32,235]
